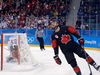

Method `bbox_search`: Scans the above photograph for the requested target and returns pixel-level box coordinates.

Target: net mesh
[1,33,37,71]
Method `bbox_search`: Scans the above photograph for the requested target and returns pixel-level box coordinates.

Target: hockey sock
[86,56,94,64]
[73,66,82,75]
[70,60,82,75]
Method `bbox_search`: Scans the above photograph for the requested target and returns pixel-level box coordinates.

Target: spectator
[26,2,31,11]
[56,2,60,10]
[26,10,31,15]
[48,3,52,11]
[37,17,42,25]
[78,7,83,12]
[44,2,48,15]
[15,7,19,15]
[87,10,90,16]
[49,11,53,17]
[29,13,34,19]
[11,0,16,9]
[53,10,58,17]
[62,10,67,16]
[0,2,2,13]
[33,20,38,28]
[2,19,8,29]
[65,3,69,9]
[77,9,83,19]
[88,5,92,13]
[75,18,81,29]
[44,21,48,29]
[16,0,20,8]
[20,2,25,10]
[83,6,88,15]
[31,0,36,10]
[0,0,70,29]
[42,8,46,16]
[80,22,89,29]
[83,14,89,22]
[53,0,57,7]
[9,13,13,21]
[91,10,96,19]
[49,17,53,25]
[58,10,62,17]
[13,13,17,20]
[80,0,85,7]
[60,2,65,10]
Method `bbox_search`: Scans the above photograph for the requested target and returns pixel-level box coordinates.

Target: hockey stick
[82,45,92,75]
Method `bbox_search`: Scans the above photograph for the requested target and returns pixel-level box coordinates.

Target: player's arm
[51,35,62,65]
[42,30,45,38]
[67,26,84,46]
[35,30,38,40]
[51,36,59,55]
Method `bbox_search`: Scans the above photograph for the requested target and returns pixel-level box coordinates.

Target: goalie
[6,33,30,62]
[6,35,19,62]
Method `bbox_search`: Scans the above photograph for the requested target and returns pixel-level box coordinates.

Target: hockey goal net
[0,33,38,71]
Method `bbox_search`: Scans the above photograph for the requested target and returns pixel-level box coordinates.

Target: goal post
[1,33,38,71]
[1,33,3,71]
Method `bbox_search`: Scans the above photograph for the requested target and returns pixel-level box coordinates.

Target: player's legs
[37,37,42,50]
[41,38,44,49]
[6,55,14,62]
[11,50,18,58]
[64,51,82,75]
[6,50,18,62]
[73,42,100,71]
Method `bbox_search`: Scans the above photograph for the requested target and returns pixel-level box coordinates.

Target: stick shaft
[82,46,92,75]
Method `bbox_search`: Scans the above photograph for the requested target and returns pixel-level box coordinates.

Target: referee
[35,26,45,51]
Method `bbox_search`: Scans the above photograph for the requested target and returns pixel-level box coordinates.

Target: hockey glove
[53,55,62,65]
[78,37,84,46]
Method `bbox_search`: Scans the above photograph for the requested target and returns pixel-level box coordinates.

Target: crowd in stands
[0,0,71,29]
[76,0,100,30]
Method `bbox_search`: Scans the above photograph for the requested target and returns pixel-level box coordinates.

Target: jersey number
[11,39,17,44]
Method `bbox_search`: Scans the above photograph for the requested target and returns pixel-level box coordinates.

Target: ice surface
[0,47,100,75]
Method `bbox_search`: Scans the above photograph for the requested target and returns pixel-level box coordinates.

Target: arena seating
[76,0,100,30]
[0,0,72,29]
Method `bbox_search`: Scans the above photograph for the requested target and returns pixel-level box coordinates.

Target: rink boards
[0,34,100,51]
[0,35,100,51]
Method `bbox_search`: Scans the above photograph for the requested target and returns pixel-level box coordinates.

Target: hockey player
[6,32,30,62]
[51,21,100,75]
[7,35,19,62]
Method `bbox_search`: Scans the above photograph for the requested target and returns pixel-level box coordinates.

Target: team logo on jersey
[55,35,58,38]
[61,34,71,44]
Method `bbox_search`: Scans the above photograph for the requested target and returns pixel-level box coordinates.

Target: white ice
[0,47,100,75]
